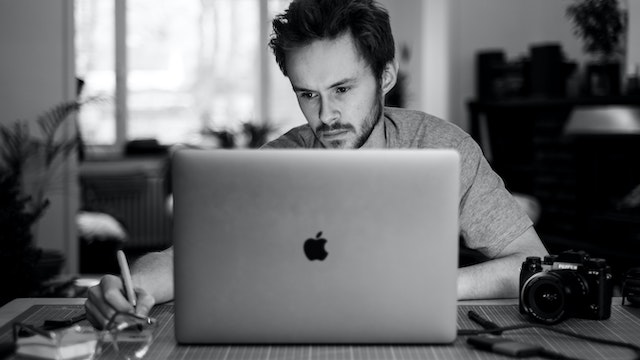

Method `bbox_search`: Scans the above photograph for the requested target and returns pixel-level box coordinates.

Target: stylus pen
[117,250,137,307]
[468,310,502,335]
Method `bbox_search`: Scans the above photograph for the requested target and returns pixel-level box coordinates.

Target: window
[75,0,301,147]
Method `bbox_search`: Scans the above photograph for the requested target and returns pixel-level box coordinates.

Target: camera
[622,267,640,307]
[519,250,613,324]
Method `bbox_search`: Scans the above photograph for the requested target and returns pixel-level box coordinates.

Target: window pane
[75,0,302,146]
[75,0,116,145]
[127,0,260,144]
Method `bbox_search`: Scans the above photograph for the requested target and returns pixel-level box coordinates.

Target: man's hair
[269,0,395,80]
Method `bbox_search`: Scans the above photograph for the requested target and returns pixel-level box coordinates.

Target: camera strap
[458,324,640,360]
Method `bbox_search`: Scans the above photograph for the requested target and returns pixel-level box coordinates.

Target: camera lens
[520,270,588,324]
[532,283,562,314]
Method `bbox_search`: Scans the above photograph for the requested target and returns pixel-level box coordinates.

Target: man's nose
[319,97,339,125]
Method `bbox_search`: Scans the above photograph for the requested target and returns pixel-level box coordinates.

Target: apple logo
[304,231,328,261]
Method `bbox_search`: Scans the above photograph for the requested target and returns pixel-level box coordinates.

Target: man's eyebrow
[292,77,357,92]
[292,85,313,93]
[328,77,356,88]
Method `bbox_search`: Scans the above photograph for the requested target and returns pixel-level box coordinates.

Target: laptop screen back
[173,149,460,344]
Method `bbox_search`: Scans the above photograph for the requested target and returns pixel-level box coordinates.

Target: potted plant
[0,99,90,305]
[200,120,277,149]
[566,0,627,96]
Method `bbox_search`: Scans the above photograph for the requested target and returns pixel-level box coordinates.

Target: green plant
[566,0,627,62]
[241,121,277,148]
[1,101,86,211]
[0,172,44,304]
[0,99,91,304]
[201,120,277,149]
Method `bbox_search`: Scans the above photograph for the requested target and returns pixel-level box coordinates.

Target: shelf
[469,98,640,272]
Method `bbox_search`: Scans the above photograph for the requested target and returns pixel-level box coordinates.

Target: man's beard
[315,89,383,149]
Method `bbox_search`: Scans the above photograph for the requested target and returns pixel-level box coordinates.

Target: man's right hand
[85,274,156,329]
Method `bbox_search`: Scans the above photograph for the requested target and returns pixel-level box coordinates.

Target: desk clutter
[1,302,639,360]
[13,324,97,360]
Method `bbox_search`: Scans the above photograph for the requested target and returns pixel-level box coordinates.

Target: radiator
[80,160,172,251]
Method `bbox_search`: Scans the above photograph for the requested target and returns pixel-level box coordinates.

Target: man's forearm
[457,227,549,300]
[130,247,174,304]
[457,255,523,300]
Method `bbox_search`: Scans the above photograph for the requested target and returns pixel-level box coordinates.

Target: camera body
[519,250,613,324]
[622,267,640,307]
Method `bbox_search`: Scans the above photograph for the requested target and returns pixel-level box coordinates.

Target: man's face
[285,32,383,149]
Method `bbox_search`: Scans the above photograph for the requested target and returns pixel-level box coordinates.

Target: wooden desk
[0,298,521,327]
[1,298,639,360]
[0,298,86,328]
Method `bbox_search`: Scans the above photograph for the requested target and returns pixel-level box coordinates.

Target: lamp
[564,106,640,135]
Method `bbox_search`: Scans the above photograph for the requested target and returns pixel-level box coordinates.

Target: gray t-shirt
[263,107,533,258]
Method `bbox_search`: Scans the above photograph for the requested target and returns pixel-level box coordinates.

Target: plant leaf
[36,100,81,141]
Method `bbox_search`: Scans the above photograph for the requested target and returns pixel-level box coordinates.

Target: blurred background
[0,0,639,300]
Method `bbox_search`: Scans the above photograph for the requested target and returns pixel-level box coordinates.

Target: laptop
[172,149,460,344]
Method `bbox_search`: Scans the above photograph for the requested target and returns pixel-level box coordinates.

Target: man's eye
[299,92,317,99]
[336,87,349,94]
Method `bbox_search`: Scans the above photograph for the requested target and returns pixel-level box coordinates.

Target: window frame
[81,0,279,152]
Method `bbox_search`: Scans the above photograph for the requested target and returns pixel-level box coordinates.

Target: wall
[379,0,451,121]
[0,0,79,274]
[383,0,638,130]
[378,0,587,127]
[448,0,637,130]
[377,0,424,111]
[449,0,590,130]
[380,0,588,128]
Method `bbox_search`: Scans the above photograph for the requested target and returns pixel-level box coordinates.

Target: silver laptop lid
[173,149,459,344]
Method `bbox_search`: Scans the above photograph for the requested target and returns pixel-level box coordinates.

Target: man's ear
[380,59,399,96]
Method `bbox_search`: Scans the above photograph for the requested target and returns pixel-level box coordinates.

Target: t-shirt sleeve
[457,136,533,258]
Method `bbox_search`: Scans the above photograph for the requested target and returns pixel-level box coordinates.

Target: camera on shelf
[519,250,613,324]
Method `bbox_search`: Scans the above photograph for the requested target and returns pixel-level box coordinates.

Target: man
[85,0,548,328]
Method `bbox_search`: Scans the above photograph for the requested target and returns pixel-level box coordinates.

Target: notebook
[172,149,460,344]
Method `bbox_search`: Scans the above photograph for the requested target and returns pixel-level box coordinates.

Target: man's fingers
[84,304,106,330]
[86,284,112,326]
[85,274,134,329]
[133,288,156,317]
[84,298,102,328]
[100,275,135,313]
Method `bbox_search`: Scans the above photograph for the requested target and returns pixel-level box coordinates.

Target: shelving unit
[468,96,640,276]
